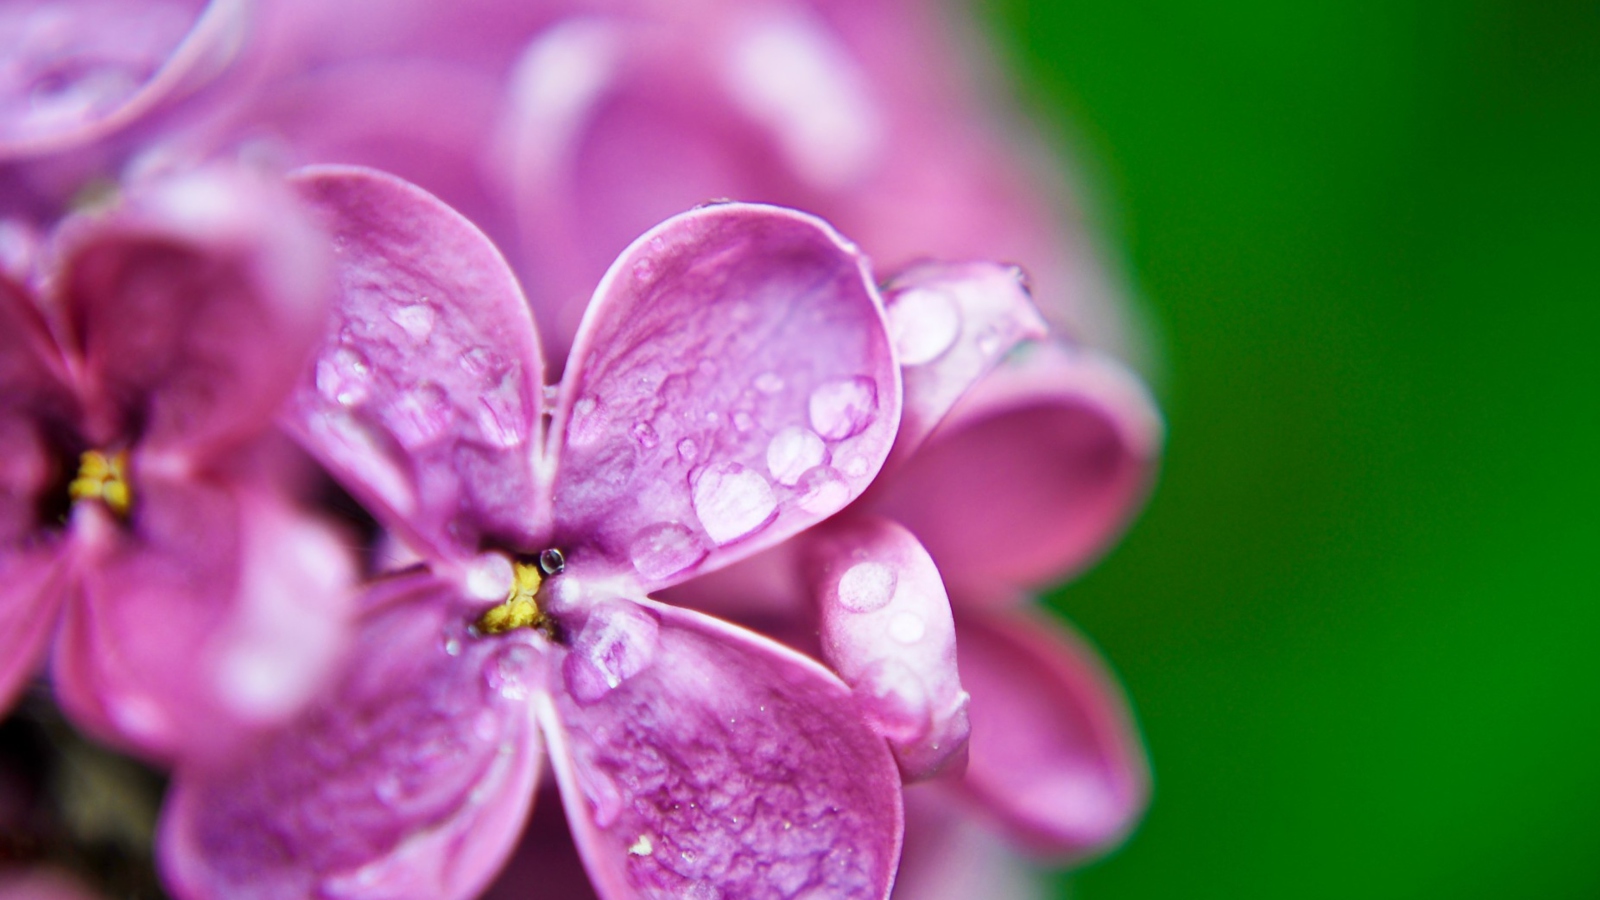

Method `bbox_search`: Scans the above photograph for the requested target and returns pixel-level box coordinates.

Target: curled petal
[542,597,903,900]
[159,573,545,900]
[285,165,546,560]
[802,515,969,781]
[0,0,246,159]
[955,609,1149,859]
[553,203,900,591]
[52,477,354,764]
[871,343,1161,594]
[54,165,330,459]
[879,260,1047,464]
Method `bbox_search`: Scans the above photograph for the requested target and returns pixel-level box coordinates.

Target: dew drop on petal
[563,602,661,704]
[795,465,850,514]
[387,382,452,449]
[886,287,961,365]
[732,411,754,432]
[808,376,877,440]
[754,371,785,393]
[676,438,698,462]
[633,257,656,281]
[631,420,660,448]
[567,396,607,446]
[484,645,538,701]
[389,302,436,342]
[691,463,777,545]
[314,346,372,406]
[766,426,827,486]
[629,521,709,582]
[853,658,931,744]
[837,562,896,612]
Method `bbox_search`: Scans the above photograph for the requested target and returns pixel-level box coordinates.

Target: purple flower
[0,166,354,764]
[670,262,1160,879]
[158,167,915,899]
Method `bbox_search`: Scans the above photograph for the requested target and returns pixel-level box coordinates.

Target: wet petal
[880,261,1047,464]
[542,597,902,900]
[0,0,245,158]
[159,572,545,900]
[0,546,67,716]
[870,343,1161,593]
[552,203,900,591]
[285,165,547,561]
[802,515,969,781]
[54,166,330,458]
[955,609,1149,859]
[51,477,355,764]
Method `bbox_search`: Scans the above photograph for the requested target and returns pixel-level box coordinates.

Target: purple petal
[870,343,1161,593]
[542,597,903,900]
[879,261,1047,465]
[159,572,545,900]
[893,788,1043,900]
[0,869,103,900]
[0,276,70,411]
[0,545,66,716]
[552,203,900,590]
[285,165,547,561]
[955,609,1149,859]
[0,0,246,158]
[54,166,330,459]
[803,515,969,781]
[51,477,354,764]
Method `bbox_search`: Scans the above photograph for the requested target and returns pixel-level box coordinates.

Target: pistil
[67,449,132,517]
[476,559,546,635]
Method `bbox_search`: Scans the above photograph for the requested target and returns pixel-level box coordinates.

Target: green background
[978,0,1600,897]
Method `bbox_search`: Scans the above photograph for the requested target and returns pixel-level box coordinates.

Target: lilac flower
[670,262,1159,882]
[0,166,353,764]
[158,167,916,899]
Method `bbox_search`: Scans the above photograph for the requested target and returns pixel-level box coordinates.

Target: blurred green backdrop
[977,0,1600,897]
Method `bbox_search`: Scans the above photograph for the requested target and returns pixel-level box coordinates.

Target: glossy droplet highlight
[676,438,698,462]
[563,602,661,705]
[766,426,827,486]
[691,463,777,545]
[389,302,436,342]
[889,612,926,644]
[567,396,607,446]
[630,420,660,448]
[314,346,372,406]
[795,466,850,515]
[484,645,539,701]
[808,376,877,440]
[837,562,896,613]
[629,522,709,582]
[886,287,961,365]
[754,372,785,393]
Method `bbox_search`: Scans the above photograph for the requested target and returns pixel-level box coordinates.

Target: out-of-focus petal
[284,165,546,561]
[542,596,902,900]
[892,787,1044,900]
[52,477,354,764]
[802,515,968,781]
[552,203,899,591]
[0,545,66,715]
[0,276,70,409]
[158,572,544,900]
[955,608,1149,859]
[0,868,104,900]
[480,782,600,900]
[879,260,1047,464]
[870,343,1161,594]
[0,0,246,159]
[53,166,329,458]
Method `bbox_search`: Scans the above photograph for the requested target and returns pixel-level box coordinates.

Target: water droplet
[464,553,514,602]
[691,463,778,545]
[975,325,1003,356]
[567,396,608,446]
[886,287,961,365]
[484,645,538,701]
[841,455,870,478]
[633,257,656,281]
[889,611,926,644]
[563,602,661,704]
[631,420,660,448]
[314,347,372,406]
[387,382,453,448]
[375,773,404,804]
[766,426,827,486]
[732,411,754,432]
[389,302,436,342]
[443,638,462,657]
[795,466,850,514]
[475,374,526,448]
[854,658,930,743]
[754,372,785,393]
[629,522,709,581]
[676,438,699,462]
[837,562,896,612]
[808,376,877,440]
[542,384,560,407]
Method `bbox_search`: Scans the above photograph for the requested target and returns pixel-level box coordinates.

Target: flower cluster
[0,1,1161,898]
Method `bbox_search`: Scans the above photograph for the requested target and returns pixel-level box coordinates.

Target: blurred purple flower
[158,167,916,900]
[0,165,354,765]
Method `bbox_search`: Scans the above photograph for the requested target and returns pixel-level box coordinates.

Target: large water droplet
[389,302,436,342]
[387,382,453,448]
[808,376,877,440]
[837,562,896,612]
[794,466,849,514]
[886,287,961,365]
[563,602,661,704]
[314,346,372,406]
[766,426,827,486]
[629,522,709,581]
[691,463,777,545]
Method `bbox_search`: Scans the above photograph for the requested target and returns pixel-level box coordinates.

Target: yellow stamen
[68,450,132,517]
[476,560,544,635]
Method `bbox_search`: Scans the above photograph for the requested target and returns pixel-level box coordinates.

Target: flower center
[67,449,132,517]
[475,548,566,636]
